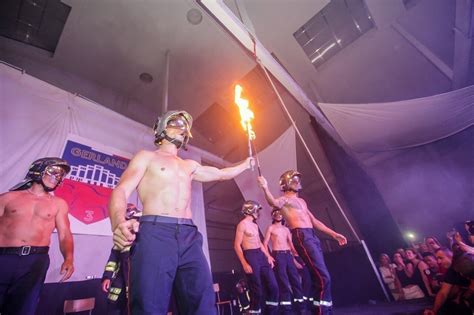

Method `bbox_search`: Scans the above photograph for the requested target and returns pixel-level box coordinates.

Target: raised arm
[257,176,280,208]
[304,201,347,246]
[234,223,253,274]
[55,198,74,282]
[192,157,253,182]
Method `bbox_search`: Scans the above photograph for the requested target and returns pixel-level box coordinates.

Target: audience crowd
[378,221,474,315]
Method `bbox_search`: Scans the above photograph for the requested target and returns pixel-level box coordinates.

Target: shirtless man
[234,200,279,315]
[109,110,253,315]
[263,208,304,313]
[258,170,347,315]
[0,157,74,315]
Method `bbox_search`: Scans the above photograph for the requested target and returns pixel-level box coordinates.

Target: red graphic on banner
[55,179,111,224]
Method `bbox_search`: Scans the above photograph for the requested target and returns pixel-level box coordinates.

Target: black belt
[140,215,194,225]
[243,248,261,253]
[0,246,49,256]
[272,250,292,254]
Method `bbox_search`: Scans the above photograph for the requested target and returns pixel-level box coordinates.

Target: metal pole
[361,240,391,302]
[161,50,170,113]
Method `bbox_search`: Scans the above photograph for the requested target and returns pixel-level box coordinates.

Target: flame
[234,85,256,140]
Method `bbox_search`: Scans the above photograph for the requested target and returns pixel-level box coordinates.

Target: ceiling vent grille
[0,0,71,53]
[294,0,374,68]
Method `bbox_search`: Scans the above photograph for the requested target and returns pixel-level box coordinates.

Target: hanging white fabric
[318,85,474,153]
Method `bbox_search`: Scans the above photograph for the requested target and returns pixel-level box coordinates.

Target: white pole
[161,50,170,113]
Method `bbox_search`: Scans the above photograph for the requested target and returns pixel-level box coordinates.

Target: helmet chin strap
[163,132,188,150]
[244,213,258,223]
[39,180,59,192]
[39,171,64,192]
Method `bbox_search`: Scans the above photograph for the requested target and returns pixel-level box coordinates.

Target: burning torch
[234,84,261,175]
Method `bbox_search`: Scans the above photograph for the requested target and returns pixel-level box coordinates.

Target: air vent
[294,0,374,68]
[0,0,71,53]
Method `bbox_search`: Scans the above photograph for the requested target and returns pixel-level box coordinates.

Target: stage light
[405,232,416,240]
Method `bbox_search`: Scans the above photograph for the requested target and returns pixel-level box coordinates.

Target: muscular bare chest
[281,196,301,209]
[271,226,287,238]
[4,195,57,222]
[144,155,193,186]
[280,197,306,216]
[272,226,290,244]
[277,197,312,229]
[243,223,260,240]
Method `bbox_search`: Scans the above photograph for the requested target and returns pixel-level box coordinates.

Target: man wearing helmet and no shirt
[0,157,74,315]
[258,171,347,315]
[234,200,279,314]
[263,208,305,313]
[109,110,254,315]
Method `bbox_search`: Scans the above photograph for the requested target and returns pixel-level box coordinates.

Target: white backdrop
[0,63,210,282]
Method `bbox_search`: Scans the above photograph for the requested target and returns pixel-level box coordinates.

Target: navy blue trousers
[291,228,332,315]
[294,255,315,306]
[0,253,49,315]
[272,250,304,309]
[243,249,279,314]
[130,216,216,315]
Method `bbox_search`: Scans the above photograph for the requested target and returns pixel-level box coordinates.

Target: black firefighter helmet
[9,157,71,192]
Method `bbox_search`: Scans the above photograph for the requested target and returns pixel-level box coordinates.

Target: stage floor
[332,298,432,315]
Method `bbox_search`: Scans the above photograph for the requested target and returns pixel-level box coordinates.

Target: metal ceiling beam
[452,0,473,89]
[392,22,453,80]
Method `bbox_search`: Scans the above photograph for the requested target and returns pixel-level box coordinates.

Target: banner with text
[55,134,138,235]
